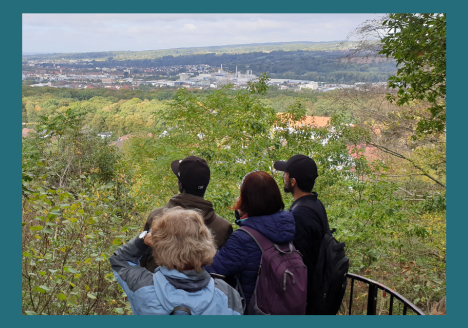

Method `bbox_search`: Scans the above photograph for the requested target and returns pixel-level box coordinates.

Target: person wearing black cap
[274,154,330,315]
[139,156,233,273]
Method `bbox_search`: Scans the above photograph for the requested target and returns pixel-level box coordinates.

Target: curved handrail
[346,273,425,315]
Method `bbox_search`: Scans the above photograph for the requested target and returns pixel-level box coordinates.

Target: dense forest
[22,14,446,316]
[23,42,395,83]
[22,85,356,138]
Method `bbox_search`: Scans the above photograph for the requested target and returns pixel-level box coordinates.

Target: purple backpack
[238,227,307,315]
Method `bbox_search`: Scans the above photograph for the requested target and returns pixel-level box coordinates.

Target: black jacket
[289,193,329,315]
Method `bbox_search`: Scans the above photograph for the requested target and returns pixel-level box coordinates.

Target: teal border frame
[10,1,458,326]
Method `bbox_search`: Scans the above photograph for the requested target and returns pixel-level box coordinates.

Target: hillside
[22,41,355,61]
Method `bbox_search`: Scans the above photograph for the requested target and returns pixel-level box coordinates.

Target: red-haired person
[205,171,296,309]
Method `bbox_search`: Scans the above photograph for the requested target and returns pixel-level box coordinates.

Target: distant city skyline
[22,14,384,53]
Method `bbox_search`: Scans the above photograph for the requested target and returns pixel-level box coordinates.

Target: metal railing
[344,273,425,315]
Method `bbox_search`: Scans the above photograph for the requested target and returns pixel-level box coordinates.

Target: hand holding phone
[144,230,152,247]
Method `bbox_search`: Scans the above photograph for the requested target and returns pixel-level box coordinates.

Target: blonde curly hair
[151,207,217,272]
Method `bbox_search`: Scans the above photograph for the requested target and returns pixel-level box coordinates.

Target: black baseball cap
[274,154,318,182]
[171,156,210,192]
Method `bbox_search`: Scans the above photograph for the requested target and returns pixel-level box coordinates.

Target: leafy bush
[22,78,445,315]
[22,110,140,315]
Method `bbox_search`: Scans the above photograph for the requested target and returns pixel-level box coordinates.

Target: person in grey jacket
[109,207,243,315]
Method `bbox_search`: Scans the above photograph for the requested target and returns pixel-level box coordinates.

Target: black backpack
[291,197,349,315]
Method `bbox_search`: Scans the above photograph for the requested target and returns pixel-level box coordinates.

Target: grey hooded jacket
[109,235,243,315]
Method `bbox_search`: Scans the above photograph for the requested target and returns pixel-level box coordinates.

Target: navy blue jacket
[204,211,295,304]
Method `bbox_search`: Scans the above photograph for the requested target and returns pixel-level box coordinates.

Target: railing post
[367,283,378,315]
[348,278,354,315]
[389,295,394,315]
[346,273,425,315]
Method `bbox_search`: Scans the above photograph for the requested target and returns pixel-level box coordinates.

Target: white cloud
[183,23,197,30]
[22,13,385,53]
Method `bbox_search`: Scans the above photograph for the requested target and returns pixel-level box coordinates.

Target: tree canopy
[380,13,446,135]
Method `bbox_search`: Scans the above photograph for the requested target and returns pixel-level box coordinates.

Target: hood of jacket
[152,267,215,313]
[162,266,211,292]
[166,194,217,225]
[239,210,295,244]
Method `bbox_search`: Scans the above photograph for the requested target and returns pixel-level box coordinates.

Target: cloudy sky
[22,14,384,54]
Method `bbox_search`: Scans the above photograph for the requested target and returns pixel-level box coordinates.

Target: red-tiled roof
[277,114,331,128]
[296,116,331,128]
[22,128,35,138]
[118,134,135,141]
[347,144,382,161]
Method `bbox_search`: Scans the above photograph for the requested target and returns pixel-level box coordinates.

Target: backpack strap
[290,196,313,212]
[209,272,226,280]
[235,274,247,312]
[237,227,293,254]
[170,306,192,315]
[237,227,273,252]
[290,194,330,232]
